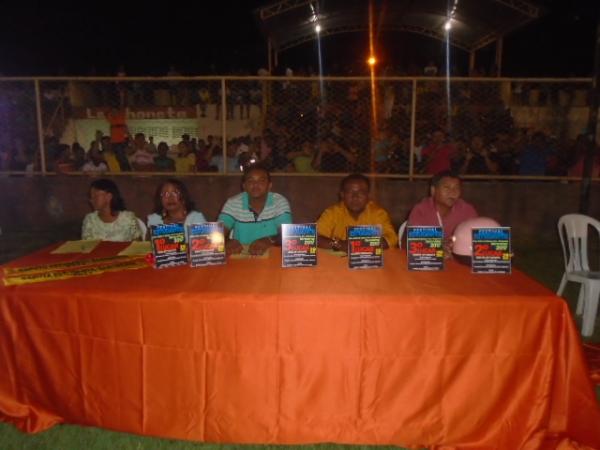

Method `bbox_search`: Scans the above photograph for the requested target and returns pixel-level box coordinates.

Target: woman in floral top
[81,179,142,241]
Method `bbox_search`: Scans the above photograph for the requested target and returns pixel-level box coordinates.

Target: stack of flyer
[407,226,444,271]
[347,225,383,269]
[150,223,188,269]
[188,222,226,267]
[281,223,317,268]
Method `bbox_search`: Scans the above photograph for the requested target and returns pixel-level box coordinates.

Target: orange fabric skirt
[1,243,599,449]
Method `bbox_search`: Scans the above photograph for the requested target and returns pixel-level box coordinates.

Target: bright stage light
[444,19,452,31]
[367,56,376,66]
[315,24,321,33]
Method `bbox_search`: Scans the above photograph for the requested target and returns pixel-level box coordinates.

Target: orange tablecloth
[1,243,599,449]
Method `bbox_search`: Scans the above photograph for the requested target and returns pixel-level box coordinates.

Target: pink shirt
[421,143,456,174]
[408,197,478,239]
[568,157,600,178]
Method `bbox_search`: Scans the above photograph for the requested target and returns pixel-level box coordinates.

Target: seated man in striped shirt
[218,163,292,256]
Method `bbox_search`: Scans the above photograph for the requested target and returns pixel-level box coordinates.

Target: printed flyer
[471,227,512,274]
[407,226,444,271]
[347,225,383,269]
[150,223,188,269]
[188,222,226,267]
[281,223,317,267]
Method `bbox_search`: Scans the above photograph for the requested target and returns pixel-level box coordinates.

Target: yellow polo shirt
[316,201,398,247]
[175,153,196,173]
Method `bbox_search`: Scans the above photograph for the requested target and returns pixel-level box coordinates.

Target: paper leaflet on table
[51,240,100,254]
[324,249,347,257]
[118,241,152,256]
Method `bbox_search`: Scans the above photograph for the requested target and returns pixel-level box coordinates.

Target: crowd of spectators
[2,126,598,178]
[0,66,599,177]
[415,128,600,177]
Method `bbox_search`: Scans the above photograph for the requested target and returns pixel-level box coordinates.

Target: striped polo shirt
[218,192,292,245]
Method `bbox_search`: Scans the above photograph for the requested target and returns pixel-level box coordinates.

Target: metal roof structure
[255,0,543,65]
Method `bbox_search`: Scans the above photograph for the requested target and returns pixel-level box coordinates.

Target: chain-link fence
[0,76,597,178]
[0,80,39,172]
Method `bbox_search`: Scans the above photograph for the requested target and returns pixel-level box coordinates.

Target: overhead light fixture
[444,19,452,31]
[315,24,321,33]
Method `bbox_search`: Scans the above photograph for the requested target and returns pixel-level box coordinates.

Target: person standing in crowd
[100,136,122,173]
[195,139,211,171]
[198,86,210,117]
[457,135,499,175]
[147,179,206,239]
[218,164,292,256]
[424,61,438,76]
[82,178,141,241]
[208,141,239,173]
[53,144,76,173]
[286,141,318,173]
[490,132,516,175]
[147,136,157,154]
[317,173,398,251]
[71,142,86,169]
[313,136,357,173]
[568,135,600,178]
[420,129,456,174]
[407,170,478,251]
[175,141,196,173]
[517,131,553,176]
[9,138,30,171]
[373,126,395,172]
[129,133,155,171]
[106,106,131,171]
[81,146,108,173]
[153,142,176,172]
[116,65,127,106]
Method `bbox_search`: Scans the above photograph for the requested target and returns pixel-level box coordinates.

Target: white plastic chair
[398,221,407,247]
[137,217,148,241]
[557,214,600,337]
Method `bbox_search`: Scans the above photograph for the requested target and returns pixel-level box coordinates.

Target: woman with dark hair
[81,178,141,241]
[147,179,206,237]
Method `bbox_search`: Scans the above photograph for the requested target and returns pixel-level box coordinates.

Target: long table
[1,242,599,449]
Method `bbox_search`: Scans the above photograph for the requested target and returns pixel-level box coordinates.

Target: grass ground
[0,230,598,450]
[0,425,404,450]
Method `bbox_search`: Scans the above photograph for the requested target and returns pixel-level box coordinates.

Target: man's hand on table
[226,239,244,255]
[248,237,273,256]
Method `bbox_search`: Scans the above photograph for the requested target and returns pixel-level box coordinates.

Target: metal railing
[0,76,598,180]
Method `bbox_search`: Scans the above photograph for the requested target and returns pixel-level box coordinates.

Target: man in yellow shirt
[317,173,398,251]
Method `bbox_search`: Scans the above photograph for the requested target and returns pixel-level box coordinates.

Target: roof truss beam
[492,0,539,18]
[471,15,534,50]
[277,24,471,52]
[258,0,315,20]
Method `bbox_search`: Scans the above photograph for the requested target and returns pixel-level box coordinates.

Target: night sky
[0,0,597,77]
